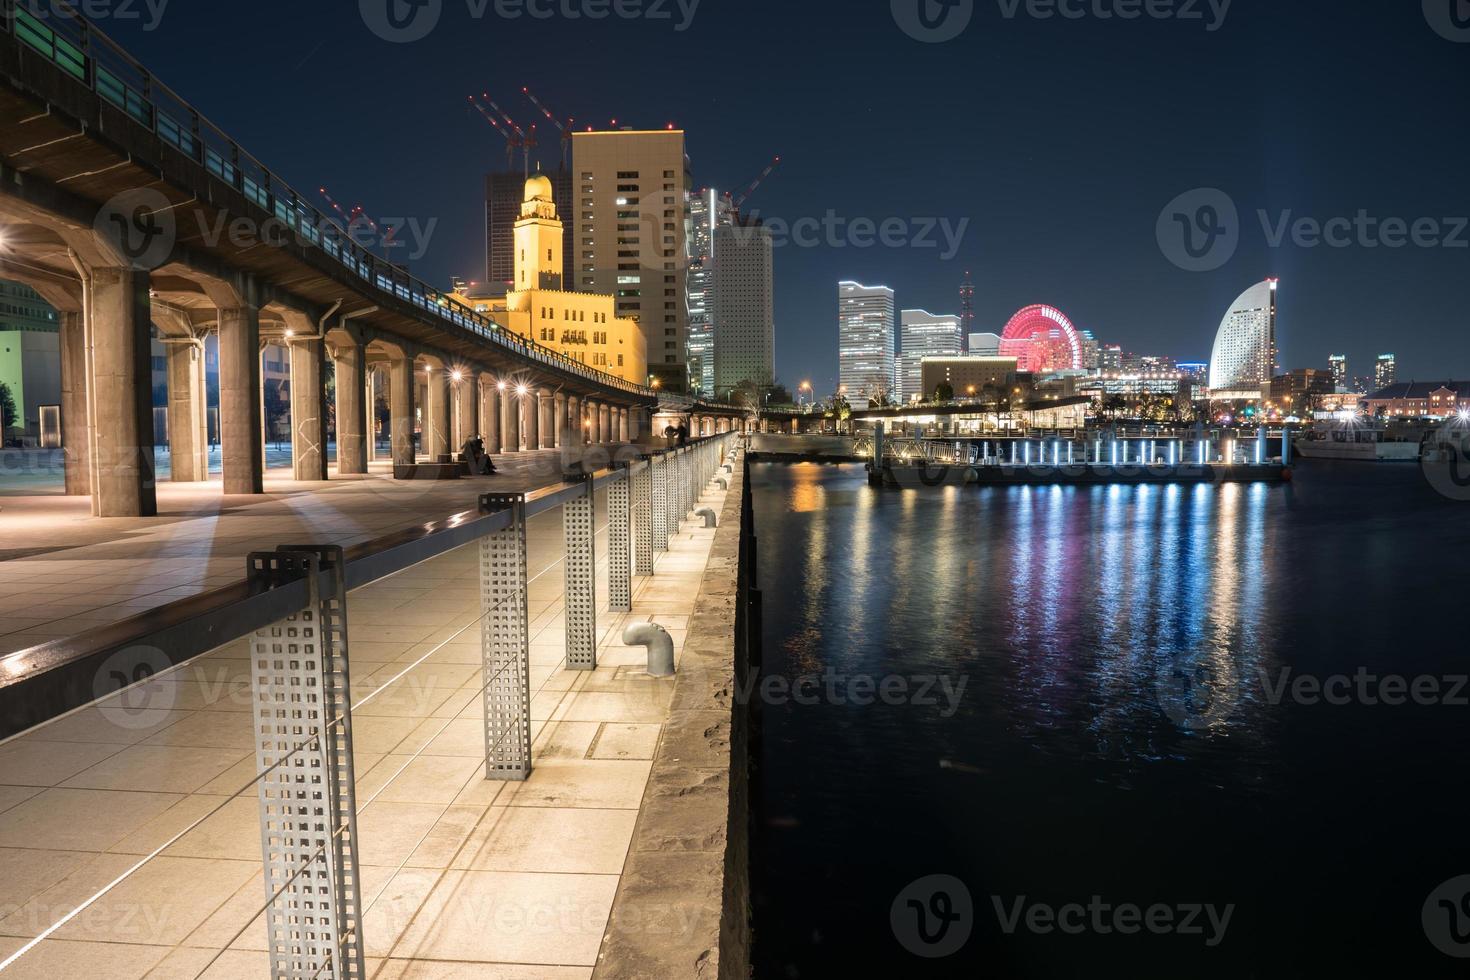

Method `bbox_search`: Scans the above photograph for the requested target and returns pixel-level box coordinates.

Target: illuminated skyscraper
[686,188,731,396]
[1375,353,1397,389]
[838,282,896,407]
[1208,279,1278,391]
[713,217,774,398]
[898,310,963,402]
[1329,354,1348,390]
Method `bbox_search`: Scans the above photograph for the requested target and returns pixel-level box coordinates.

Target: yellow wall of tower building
[447,174,648,385]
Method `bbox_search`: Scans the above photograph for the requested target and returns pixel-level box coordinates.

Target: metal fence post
[608,467,632,613]
[479,493,532,781]
[633,458,654,575]
[563,474,598,670]
[247,545,366,980]
[651,452,669,553]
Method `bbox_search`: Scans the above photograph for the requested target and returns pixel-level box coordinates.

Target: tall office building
[968,332,1002,356]
[486,169,573,291]
[1208,278,1278,392]
[838,281,896,406]
[898,310,963,402]
[1329,354,1348,390]
[712,217,774,398]
[686,187,732,396]
[1375,353,1397,390]
[571,129,690,390]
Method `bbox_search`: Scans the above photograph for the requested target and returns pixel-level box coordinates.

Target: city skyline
[85,1,1468,395]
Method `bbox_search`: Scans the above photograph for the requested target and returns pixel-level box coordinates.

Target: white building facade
[838,281,896,407]
[898,310,963,402]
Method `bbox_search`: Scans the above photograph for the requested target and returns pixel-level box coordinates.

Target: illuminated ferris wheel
[999,305,1084,373]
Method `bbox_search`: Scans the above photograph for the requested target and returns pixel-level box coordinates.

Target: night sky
[99,0,1468,394]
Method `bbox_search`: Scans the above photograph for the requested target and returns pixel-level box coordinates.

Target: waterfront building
[712,217,774,398]
[1363,381,1470,419]
[898,310,963,402]
[1208,278,1278,392]
[1269,369,1336,410]
[1375,353,1397,390]
[919,356,1020,400]
[450,175,648,385]
[571,129,690,390]
[1000,305,1084,374]
[1329,354,1348,390]
[838,281,896,406]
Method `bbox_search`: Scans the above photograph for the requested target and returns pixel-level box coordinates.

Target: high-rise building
[1375,353,1397,390]
[898,310,963,402]
[487,169,573,291]
[712,217,774,398]
[838,281,896,407]
[0,280,61,441]
[1078,330,1101,371]
[1100,345,1123,372]
[1208,279,1278,392]
[1329,354,1348,391]
[959,271,976,351]
[968,332,1002,356]
[571,129,690,390]
[686,187,732,396]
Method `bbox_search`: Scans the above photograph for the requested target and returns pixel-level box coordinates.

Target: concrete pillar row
[334,341,368,475]
[388,356,417,467]
[454,374,478,449]
[85,267,156,517]
[423,365,451,461]
[288,338,328,482]
[500,386,518,453]
[165,339,208,482]
[59,310,90,495]
[480,376,502,454]
[567,395,581,445]
[218,303,263,496]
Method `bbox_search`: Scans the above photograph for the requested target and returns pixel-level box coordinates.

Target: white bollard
[623,622,675,677]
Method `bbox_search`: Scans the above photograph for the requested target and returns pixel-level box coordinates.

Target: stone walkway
[0,453,595,657]
[0,461,731,978]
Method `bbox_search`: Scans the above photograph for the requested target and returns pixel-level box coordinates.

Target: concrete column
[365,366,379,463]
[600,404,612,443]
[425,365,450,460]
[218,303,263,496]
[552,392,567,449]
[567,395,581,444]
[619,408,629,443]
[334,341,368,475]
[289,338,328,481]
[480,376,502,454]
[59,310,90,495]
[165,340,208,482]
[455,375,478,450]
[521,389,539,452]
[86,267,155,517]
[582,400,595,443]
[539,390,555,450]
[500,386,518,453]
[388,356,417,467]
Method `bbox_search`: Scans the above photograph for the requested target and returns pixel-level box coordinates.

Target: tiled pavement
[0,454,732,979]
[0,453,612,657]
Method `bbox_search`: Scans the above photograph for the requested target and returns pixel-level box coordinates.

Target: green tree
[934,382,955,403]
[0,381,16,431]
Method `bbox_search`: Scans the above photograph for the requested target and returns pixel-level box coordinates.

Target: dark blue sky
[103,0,1467,394]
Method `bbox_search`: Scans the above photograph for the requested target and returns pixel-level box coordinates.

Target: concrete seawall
[595,455,753,978]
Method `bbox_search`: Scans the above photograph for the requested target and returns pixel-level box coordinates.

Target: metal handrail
[0,432,737,737]
[0,0,652,399]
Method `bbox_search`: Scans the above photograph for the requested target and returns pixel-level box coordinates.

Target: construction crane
[521,87,573,169]
[483,95,536,175]
[318,187,396,261]
[467,95,518,170]
[725,156,782,215]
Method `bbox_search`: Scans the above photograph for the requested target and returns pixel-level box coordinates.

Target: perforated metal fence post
[564,475,599,670]
[247,546,366,980]
[651,453,669,553]
[608,467,632,613]
[479,493,532,781]
[633,459,654,575]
